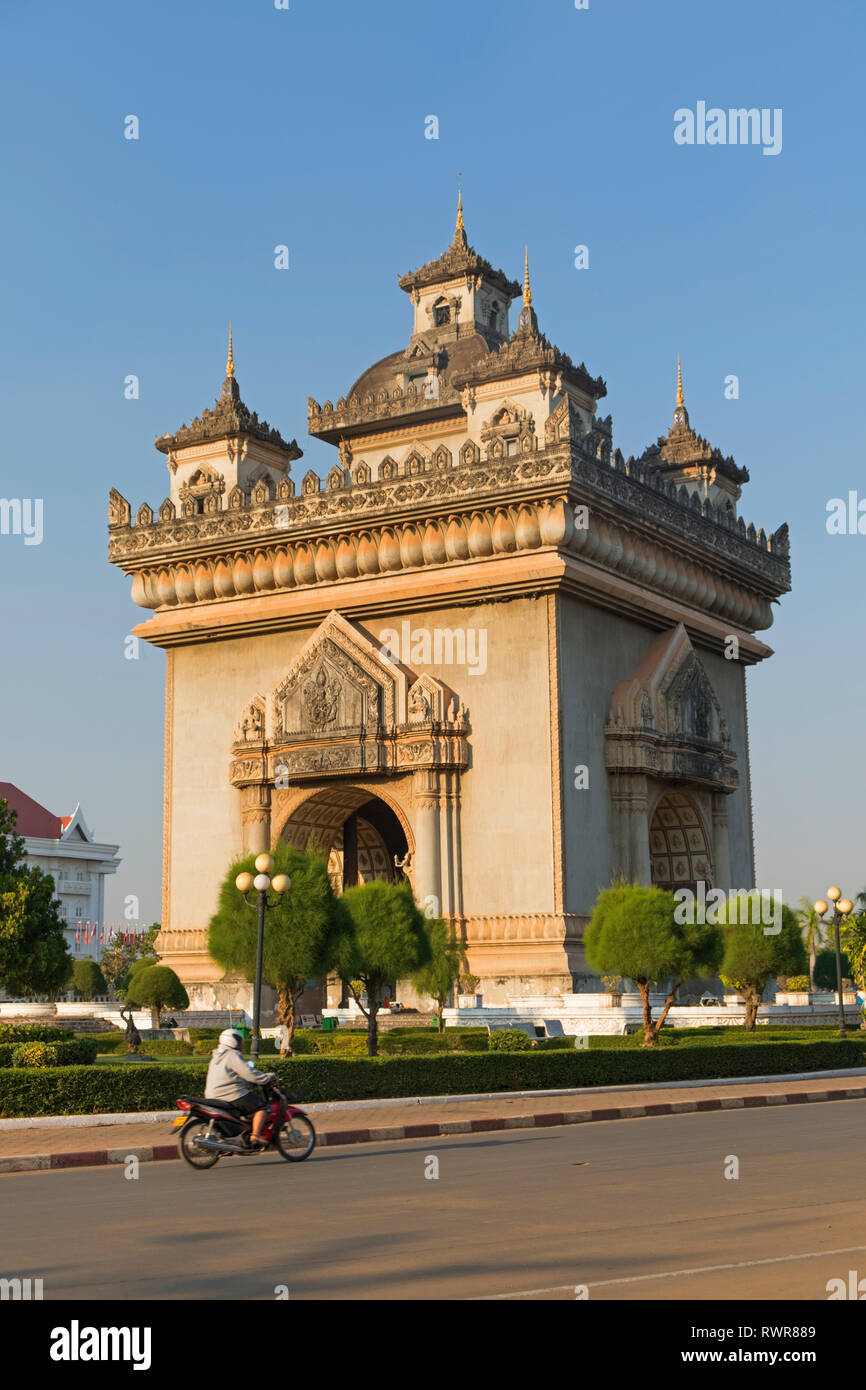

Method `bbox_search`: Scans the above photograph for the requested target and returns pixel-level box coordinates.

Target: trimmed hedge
[3,1038,866,1116]
[0,1024,69,1043]
[5,1038,98,1068]
[489,1029,532,1052]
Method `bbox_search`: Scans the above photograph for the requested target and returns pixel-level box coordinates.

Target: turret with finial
[517,246,539,335]
[221,321,240,402]
[453,188,468,249]
[673,354,689,428]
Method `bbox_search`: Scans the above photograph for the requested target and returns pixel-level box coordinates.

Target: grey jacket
[205,1044,272,1101]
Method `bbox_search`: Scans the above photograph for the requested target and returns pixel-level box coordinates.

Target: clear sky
[1,0,863,926]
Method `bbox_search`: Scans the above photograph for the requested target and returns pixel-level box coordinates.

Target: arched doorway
[278,786,412,1009]
[278,785,409,892]
[649,790,713,892]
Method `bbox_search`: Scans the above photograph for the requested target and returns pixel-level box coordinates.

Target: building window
[433,300,451,327]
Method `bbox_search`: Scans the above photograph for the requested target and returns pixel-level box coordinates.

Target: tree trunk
[809,939,816,992]
[638,981,656,1046]
[744,987,759,1031]
[276,984,296,1057]
[151,1006,160,1031]
[437,1001,444,1034]
[654,986,679,1036]
[367,983,380,1056]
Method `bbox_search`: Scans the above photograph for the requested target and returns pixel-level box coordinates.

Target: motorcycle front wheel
[179,1118,221,1169]
[275,1114,316,1162]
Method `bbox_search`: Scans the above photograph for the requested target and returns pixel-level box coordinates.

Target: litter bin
[321,1016,338,1032]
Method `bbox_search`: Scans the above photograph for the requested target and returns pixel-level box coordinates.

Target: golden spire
[226,321,235,379]
[676,354,684,408]
[456,188,464,233]
[523,246,532,307]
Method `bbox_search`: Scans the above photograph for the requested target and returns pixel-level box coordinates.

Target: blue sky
[1,0,864,925]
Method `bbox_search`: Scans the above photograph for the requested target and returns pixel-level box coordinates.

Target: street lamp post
[235,853,290,1063]
[813,886,853,1040]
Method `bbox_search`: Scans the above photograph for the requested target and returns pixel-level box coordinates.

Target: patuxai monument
[108,200,791,1009]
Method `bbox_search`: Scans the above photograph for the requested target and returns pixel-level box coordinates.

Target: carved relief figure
[302,665,341,729]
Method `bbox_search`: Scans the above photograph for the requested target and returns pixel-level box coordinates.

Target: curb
[2,1083,866,1174]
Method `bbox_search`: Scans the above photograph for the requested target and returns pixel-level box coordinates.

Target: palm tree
[796,896,827,992]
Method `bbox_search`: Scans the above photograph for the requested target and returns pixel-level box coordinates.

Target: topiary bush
[488,1028,532,1051]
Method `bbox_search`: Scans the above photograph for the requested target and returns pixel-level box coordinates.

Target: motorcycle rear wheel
[179,1118,221,1169]
[275,1114,316,1162]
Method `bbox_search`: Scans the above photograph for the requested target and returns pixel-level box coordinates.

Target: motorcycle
[173,1080,316,1168]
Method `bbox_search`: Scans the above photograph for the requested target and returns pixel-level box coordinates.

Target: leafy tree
[813,947,852,991]
[795,896,827,991]
[838,909,866,992]
[0,798,71,998]
[584,882,723,1046]
[102,923,160,996]
[125,964,189,1029]
[336,880,432,1055]
[208,844,347,1055]
[719,898,805,1030]
[71,958,106,1001]
[412,917,464,1032]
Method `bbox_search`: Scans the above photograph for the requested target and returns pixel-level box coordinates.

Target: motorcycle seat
[179,1095,241,1112]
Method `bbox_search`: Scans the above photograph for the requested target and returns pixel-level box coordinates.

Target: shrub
[10,1038,97,1067]
[783,975,810,992]
[0,1024,68,1043]
[488,1028,532,1052]
[534,1036,573,1050]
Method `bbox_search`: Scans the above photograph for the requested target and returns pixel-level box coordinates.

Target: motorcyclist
[205,1028,276,1148]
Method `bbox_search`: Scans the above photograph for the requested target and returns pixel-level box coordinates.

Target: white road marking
[473,1244,866,1299]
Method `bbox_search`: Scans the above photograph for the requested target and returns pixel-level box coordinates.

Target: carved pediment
[270,611,409,745]
[605,625,736,791]
[229,613,471,787]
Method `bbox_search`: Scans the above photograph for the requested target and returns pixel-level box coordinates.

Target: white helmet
[218,1028,244,1050]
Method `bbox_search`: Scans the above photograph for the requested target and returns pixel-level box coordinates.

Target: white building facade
[0,783,121,964]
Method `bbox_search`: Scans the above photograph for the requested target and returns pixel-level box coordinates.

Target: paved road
[1,1102,864,1300]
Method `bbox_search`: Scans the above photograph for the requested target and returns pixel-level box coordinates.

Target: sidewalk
[2,1071,866,1173]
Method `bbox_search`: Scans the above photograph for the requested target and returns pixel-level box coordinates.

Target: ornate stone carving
[605,625,738,793]
[302,665,342,729]
[233,698,266,746]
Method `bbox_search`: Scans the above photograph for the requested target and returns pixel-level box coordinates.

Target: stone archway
[278,785,412,1009]
[277,785,411,893]
[649,790,713,892]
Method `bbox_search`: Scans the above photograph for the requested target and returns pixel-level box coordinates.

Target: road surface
[1,1101,863,1300]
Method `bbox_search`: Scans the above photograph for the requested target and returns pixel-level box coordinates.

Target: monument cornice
[127,546,776,666]
[109,439,789,588]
